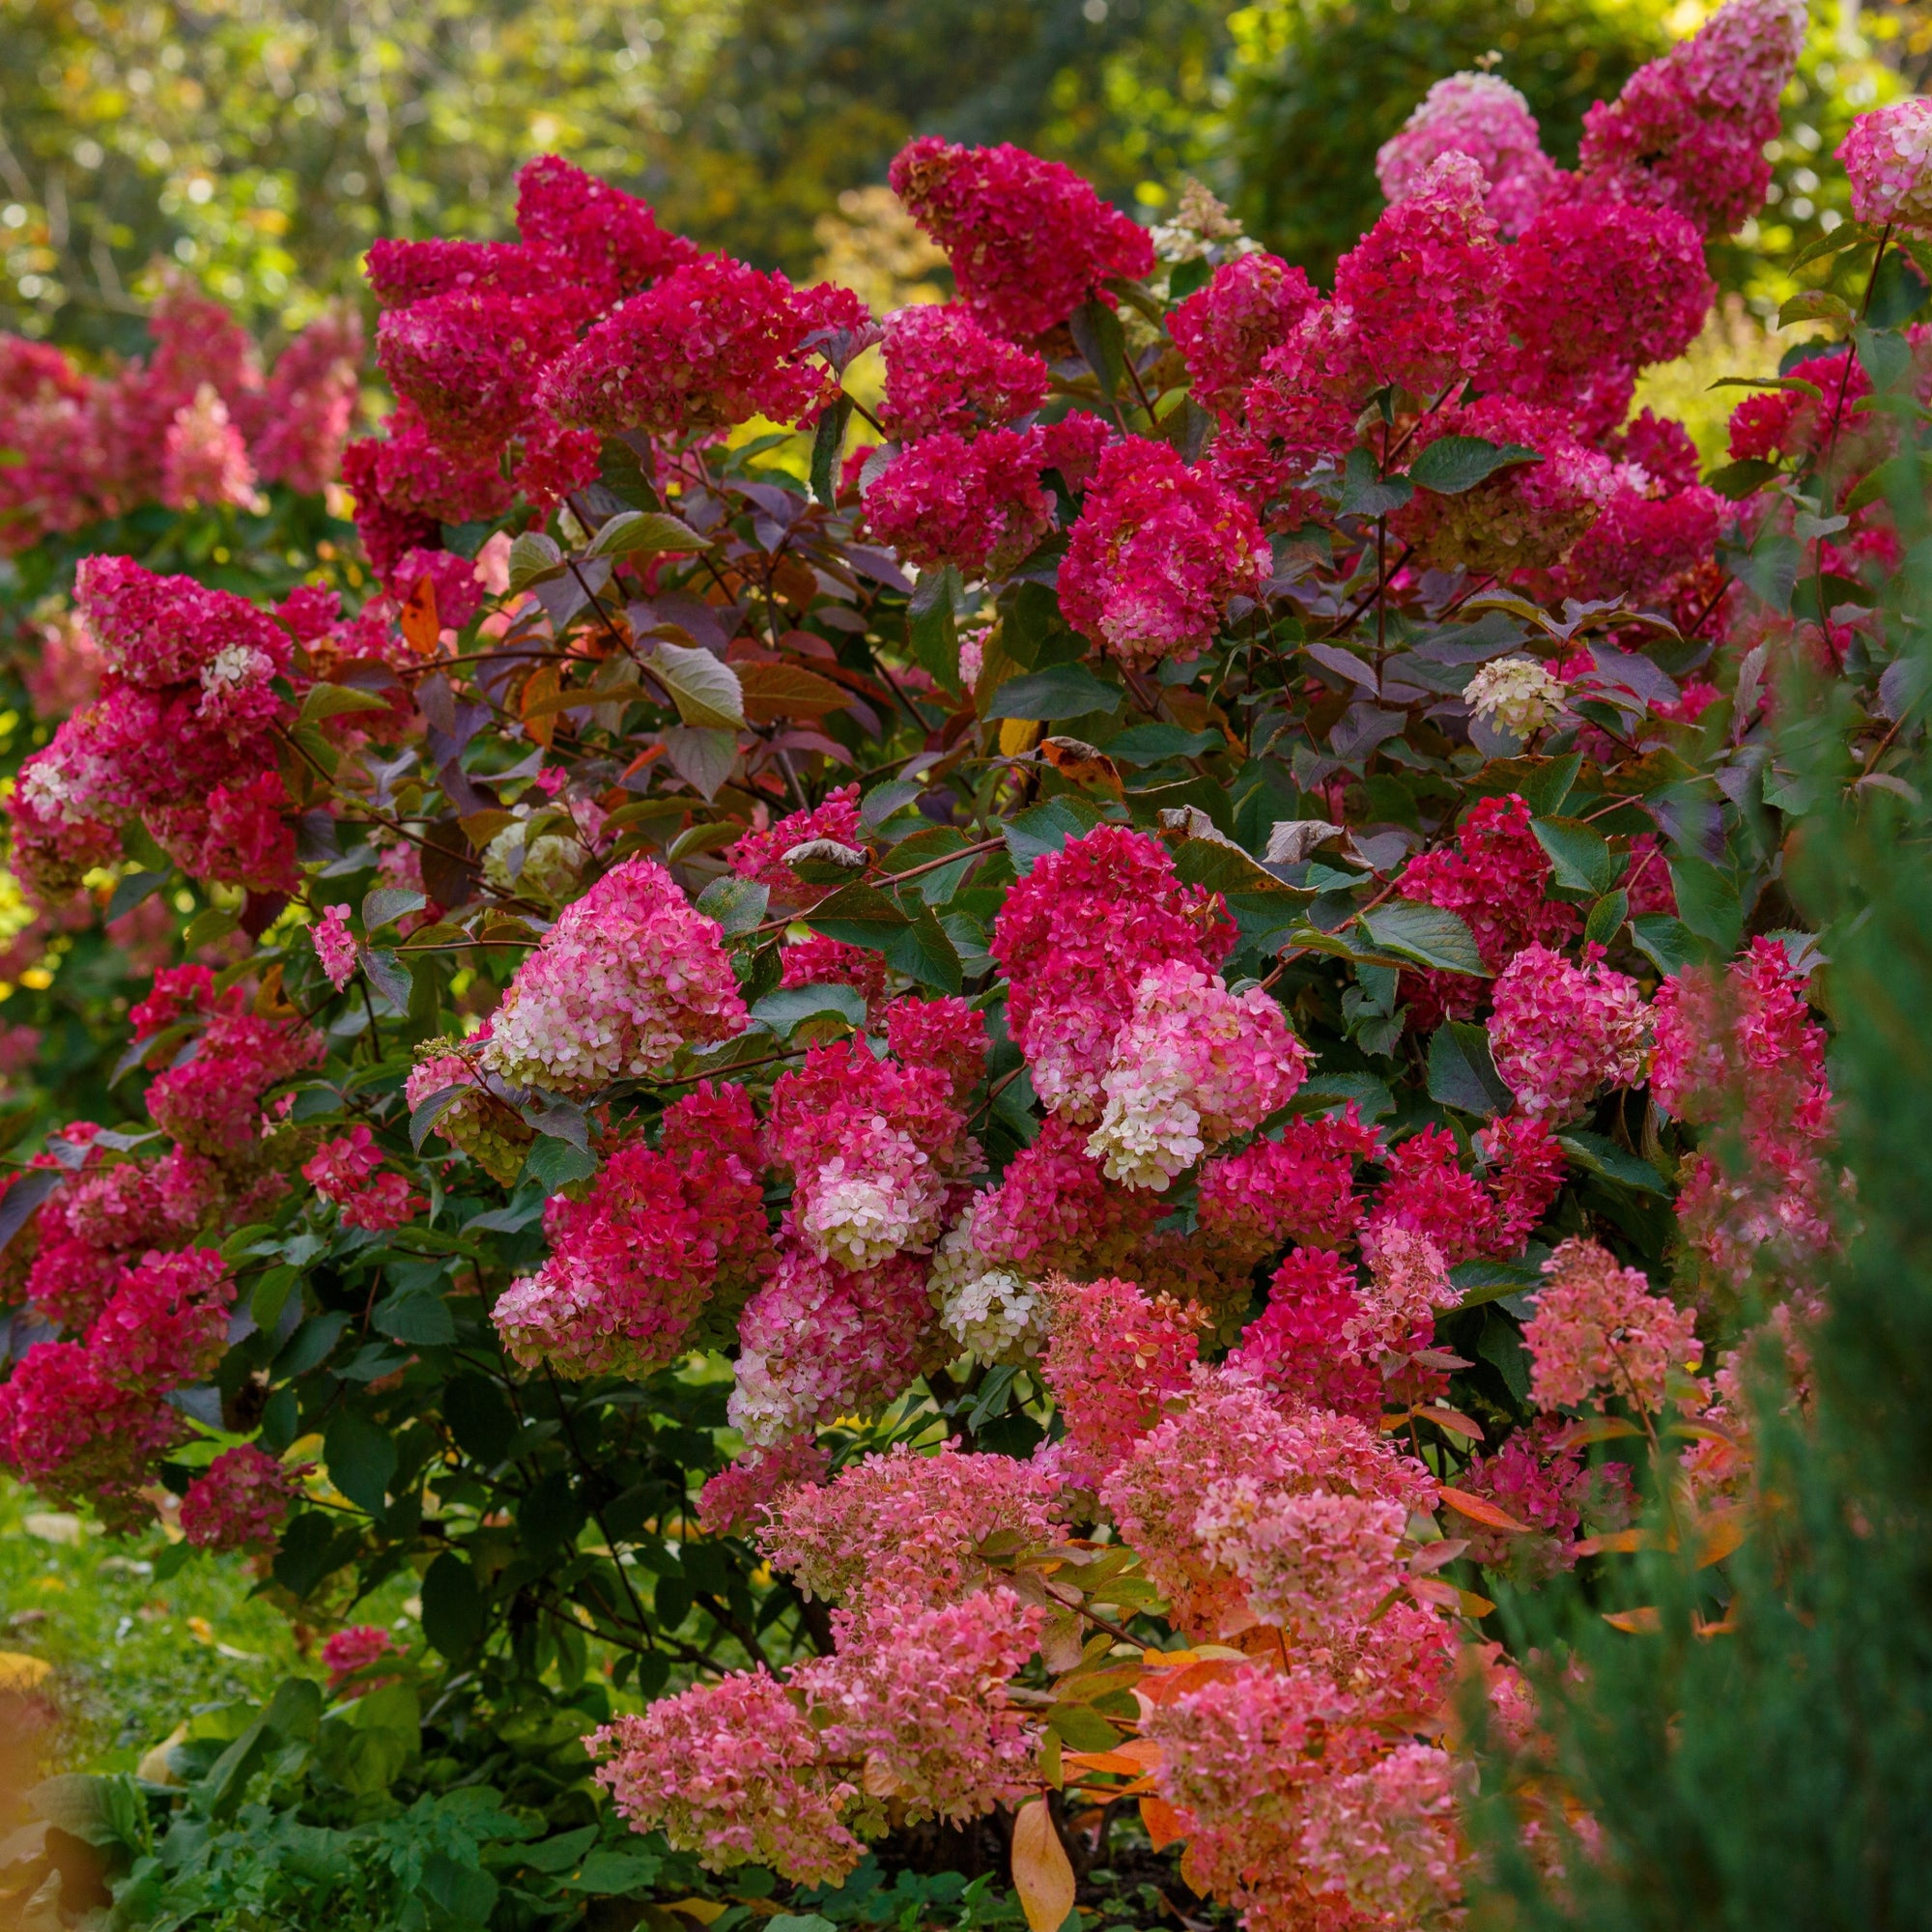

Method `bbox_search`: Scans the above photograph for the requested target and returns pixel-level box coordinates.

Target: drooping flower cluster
[481,857,749,1094]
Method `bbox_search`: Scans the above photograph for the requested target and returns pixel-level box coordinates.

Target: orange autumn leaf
[1010,1798,1075,1932]
[1603,1605,1662,1634]
[1140,1796,1187,1852]
[1436,1485,1532,1534]
[400,572,441,656]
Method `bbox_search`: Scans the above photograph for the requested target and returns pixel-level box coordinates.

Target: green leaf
[1777,288,1853,328]
[360,945,413,1009]
[361,885,426,932]
[444,1375,519,1463]
[1069,298,1125,398]
[880,902,964,993]
[1533,816,1621,895]
[1558,1129,1669,1196]
[299,683,394,724]
[694,873,769,934]
[422,1850,499,1924]
[1003,795,1106,873]
[660,725,738,800]
[1668,858,1743,954]
[1788,220,1873,271]
[750,982,868,1037]
[1732,532,1803,614]
[1106,724,1222,766]
[1585,888,1630,948]
[105,868,168,923]
[647,640,745,729]
[323,1410,397,1516]
[274,1311,349,1378]
[410,1083,469,1152]
[1428,1022,1514,1117]
[372,1285,456,1348]
[508,530,565,592]
[598,438,660,510]
[183,905,239,952]
[565,1850,666,1896]
[982,663,1122,722]
[1855,322,1913,396]
[1470,753,1582,817]
[908,564,963,696]
[1336,446,1413,518]
[1046,1701,1122,1752]
[1168,257,1212,300]
[1706,457,1782,500]
[811,394,855,505]
[250,1264,298,1333]
[1452,1258,1545,1309]
[524,1134,598,1192]
[804,881,910,946]
[521,1827,601,1875]
[1631,913,1700,980]
[1357,902,1485,976]
[1406,436,1541,496]
[420,1551,485,1660]
[585,509,708,558]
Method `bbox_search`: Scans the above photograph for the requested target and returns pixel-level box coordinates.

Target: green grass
[0,1478,340,1775]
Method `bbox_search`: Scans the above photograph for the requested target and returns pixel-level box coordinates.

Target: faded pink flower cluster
[1839,99,1932,233]
[1377,72,1560,238]
[180,1443,302,1551]
[480,857,749,1094]
[1523,1236,1703,1413]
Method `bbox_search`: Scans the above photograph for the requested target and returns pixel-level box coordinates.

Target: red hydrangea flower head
[1577,0,1805,235]
[1490,198,1711,438]
[180,1443,300,1551]
[990,823,1236,1122]
[252,305,362,496]
[1197,1106,1381,1261]
[1377,72,1561,239]
[780,935,889,1011]
[861,428,1054,578]
[364,237,552,309]
[878,303,1049,440]
[514,154,698,302]
[131,964,218,1041]
[375,286,579,460]
[727,784,864,903]
[539,256,845,437]
[1488,944,1653,1122]
[1169,254,1321,416]
[0,1341,181,1528]
[74,554,292,693]
[697,1439,831,1539]
[1228,1246,1384,1419]
[1059,438,1267,670]
[85,1246,236,1390]
[883,994,989,1103]
[323,1625,399,1683]
[1331,153,1501,399]
[889,136,1154,342]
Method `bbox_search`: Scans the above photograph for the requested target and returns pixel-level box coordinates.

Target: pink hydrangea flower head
[322,1625,399,1684]
[793,1590,1045,1826]
[302,1124,383,1200]
[1523,1236,1702,1412]
[1839,100,1932,233]
[697,1439,831,1539]
[481,858,748,1095]
[538,257,844,437]
[145,1006,324,1158]
[1488,943,1653,1121]
[1370,1124,1500,1265]
[1299,1740,1463,1926]
[878,303,1049,440]
[73,554,292,693]
[85,1246,236,1390]
[514,154,698,302]
[1476,1112,1569,1251]
[363,236,552,309]
[761,1442,1058,1620]
[592,1667,864,1886]
[1087,960,1308,1189]
[1169,254,1321,415]
[882,994,988,1102]
[1577,0,1807,235]
[388,545,482,629]
[251,304,362,495]
[161,384,257,511]
[405,1024,535,1186]
[780,934,889,1010]
[861,428,1054,577]
[990,824,1236,1122]
[727,784,864,903]
[1036,1273,1205,1489]
[765,1038,975,1268]
[1197,1106,1381,1261]
[1377,71,1561,239]
[179,1443,300,1551]
[728,1245,936,1445]
[889,137,1154,341]
[1361,1223,1460,1340]
[311,904,356,992]
[1195,1476,1408,1635]
[1332,152,1502,398]
[1228,1247,1384,1419]
[1059,438,1267,669]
